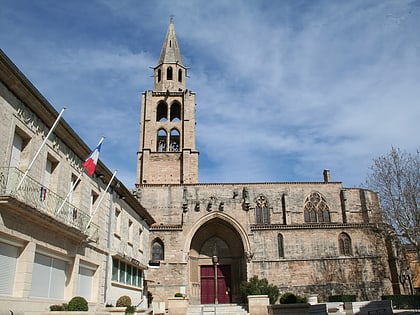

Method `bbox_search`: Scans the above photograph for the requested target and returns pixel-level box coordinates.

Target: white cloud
[1,0,419,188]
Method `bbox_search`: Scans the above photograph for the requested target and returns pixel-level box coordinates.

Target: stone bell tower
[136,19,199,185]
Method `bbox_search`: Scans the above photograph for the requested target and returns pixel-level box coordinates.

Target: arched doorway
[189,217,247,304]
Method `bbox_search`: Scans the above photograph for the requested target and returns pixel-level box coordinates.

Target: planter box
[267,303,311,315]
[248,295,270,315]
[167,297,189,315]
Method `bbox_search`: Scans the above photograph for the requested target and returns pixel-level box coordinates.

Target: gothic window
[303,192,331,223]
[157,129,167,152]
[178,69,182,82]
[151,239,164,261]
[156,102,168,122]
[170,102,181,121]
[169,129,180,152]
[157,69,161,82]
[278,234,284,258]
[167,66,173,80]
[255,194,270,224]
[338,233,352,256]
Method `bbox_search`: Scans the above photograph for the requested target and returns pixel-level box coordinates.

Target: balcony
[0,167,99,241]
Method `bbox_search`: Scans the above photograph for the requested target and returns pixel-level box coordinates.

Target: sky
[1,0,419,188]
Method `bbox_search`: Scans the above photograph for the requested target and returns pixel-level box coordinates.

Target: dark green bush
[280,292,307,304]
[125,305,136,314]
[328,295,356,302]
[174,292,184,297]
[116,295,132,307]
[280,292,297,304]
[49,304,64,311]
[240,275,279,304]
[68,296,88,311]
[105,303,114,307]
[382,295,420,309]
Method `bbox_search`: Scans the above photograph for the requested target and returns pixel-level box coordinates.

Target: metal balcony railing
[0,167,99,241]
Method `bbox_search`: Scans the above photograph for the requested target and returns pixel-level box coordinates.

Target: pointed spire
[157,18,183,66]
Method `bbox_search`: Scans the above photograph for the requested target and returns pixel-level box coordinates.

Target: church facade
[135,20,400,304]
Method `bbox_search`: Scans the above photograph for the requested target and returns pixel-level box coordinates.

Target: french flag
[83,137,104,176]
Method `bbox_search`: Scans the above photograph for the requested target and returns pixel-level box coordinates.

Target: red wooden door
[200,265,231,304]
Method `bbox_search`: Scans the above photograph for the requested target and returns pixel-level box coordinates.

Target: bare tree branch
[366,147,420,259]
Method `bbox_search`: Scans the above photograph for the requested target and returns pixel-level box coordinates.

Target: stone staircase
[187,304,248,315]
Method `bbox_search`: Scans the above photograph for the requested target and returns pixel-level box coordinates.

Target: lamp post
[212,255,218,304]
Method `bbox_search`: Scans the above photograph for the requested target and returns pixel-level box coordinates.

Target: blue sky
[1,0,419,188]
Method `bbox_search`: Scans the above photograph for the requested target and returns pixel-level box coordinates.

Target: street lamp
[212,255,218,304]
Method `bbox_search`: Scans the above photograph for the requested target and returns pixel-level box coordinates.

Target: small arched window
[167,66,173,80]
[169,129,180,152]
[170,102,181,121]
[157,69,161,82]
[151,239,164,261]
[156,102,168,122]
[178,69,183,82]
[339,233,352,256]
[255,194,270,224]
[278,234,284,258]
[303,192,331,223]
[157,129,167,152]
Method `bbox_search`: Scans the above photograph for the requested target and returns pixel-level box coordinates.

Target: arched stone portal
[188,217,247,304]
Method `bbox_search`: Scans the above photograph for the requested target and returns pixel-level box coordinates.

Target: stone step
[187,304,248,315]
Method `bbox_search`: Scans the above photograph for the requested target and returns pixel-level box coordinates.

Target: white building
[0,49,155,314]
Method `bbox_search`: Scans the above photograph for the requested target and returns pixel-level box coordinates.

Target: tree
[366,147,419,259]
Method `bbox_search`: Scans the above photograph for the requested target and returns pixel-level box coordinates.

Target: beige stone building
[0,50,155,313]
[135,20,401,305]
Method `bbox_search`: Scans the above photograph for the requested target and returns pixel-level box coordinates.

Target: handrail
[0,167,99,240]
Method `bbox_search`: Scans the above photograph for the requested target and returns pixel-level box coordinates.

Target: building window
[303,192,330,223]
[0,242,19,295]
[77,261,96,301]
[277,234,284,258]
[157,69,161,82]
[31,252,67,299]
[157,129,167,152]
[90,190,99,216]
[170,102,181,121]
[255,194,270,224]
[128,219,134,244]
[169,129,180,152]
[178,69,182,82]
[167,66,173,80]
[151,239,164,261]
[114,208,121,236]
[43,155,58,189]
[339,232,352,256]
[10,127,30,169]
[112,257,143,288]
[156,102,168,122]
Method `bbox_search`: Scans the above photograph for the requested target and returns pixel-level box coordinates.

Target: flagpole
[55,170,83,215]
[84,170,118,234]
[15,107,66,192]
[57,136,105,215]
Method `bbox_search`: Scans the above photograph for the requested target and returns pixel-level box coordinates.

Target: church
[0,18,406,313]
[135,20,400,305]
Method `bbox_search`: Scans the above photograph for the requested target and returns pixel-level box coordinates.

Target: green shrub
[49,304,64,311]
[105,303,114,307]
[125,305,136,314]
[68,296,89,311]
[240,275,280,304]
[174,292,184,297]
[280,292,297,304]
[280,292,307,304]
[116,295,132,307]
